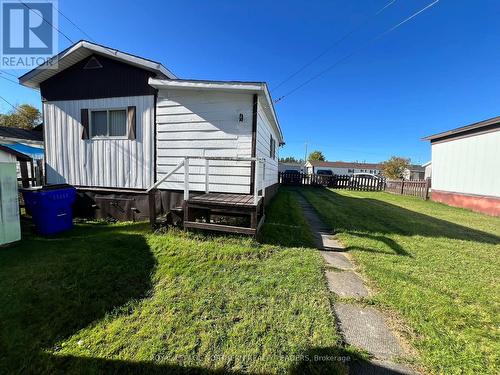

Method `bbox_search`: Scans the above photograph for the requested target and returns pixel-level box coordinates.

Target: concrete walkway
[296,194,417,375]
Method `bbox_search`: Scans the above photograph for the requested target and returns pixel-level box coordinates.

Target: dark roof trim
[0,126,43,141]
[0,144,32,161]
[422,116,500,142]
[19,40,177,88]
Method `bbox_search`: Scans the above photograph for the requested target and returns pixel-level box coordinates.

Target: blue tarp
[2,143,44,160]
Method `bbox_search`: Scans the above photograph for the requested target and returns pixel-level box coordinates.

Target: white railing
[146,156,266,205]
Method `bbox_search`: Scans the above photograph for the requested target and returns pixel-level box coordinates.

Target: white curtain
[109,110,127,136]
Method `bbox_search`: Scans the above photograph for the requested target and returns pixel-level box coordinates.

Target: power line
[18,0,73,44]
[271,0,398,92]
[0,70,19,79]
[0,94,17,110]
[0,73,38,91]
[51,2,95,42]
[274,0,440,104]
[0,73,20,85]
[0,94,42,126]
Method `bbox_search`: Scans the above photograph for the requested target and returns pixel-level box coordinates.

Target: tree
[0,104,42,129]
[279,156,303,164]
[308,150,325,161]
[381,156,410,179]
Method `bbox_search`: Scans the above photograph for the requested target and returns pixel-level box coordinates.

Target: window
[269,136,276,160]
[90,109,127,138]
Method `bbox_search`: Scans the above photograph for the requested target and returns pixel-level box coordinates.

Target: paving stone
[334,303,404,359]
[319,233,345,250]
[349,359,416,374]
[326,271,369,298]
[321,251,354,270]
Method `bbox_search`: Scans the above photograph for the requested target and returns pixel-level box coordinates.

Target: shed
[0,144,43,188]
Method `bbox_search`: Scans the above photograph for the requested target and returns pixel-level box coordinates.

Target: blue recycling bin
[22,184,77,236]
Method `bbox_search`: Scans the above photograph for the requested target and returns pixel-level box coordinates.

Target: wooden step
[183,220,256,235]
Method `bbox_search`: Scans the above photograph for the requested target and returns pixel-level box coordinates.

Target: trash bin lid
[21,184,74,193]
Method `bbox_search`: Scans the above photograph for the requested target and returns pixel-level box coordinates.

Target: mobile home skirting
[73,184,280,222]
[431,190,500,216]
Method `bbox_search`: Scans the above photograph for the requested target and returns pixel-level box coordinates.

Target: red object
[431,190,500,216]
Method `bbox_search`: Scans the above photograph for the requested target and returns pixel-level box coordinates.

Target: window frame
[269,135,276,160]
[89,107,128,140]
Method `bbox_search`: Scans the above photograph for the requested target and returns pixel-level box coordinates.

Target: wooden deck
[189,193,260,207]
[183,193,264,235]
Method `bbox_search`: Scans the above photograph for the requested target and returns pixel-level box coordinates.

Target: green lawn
[298,187,500,375]
[0,190,350,374]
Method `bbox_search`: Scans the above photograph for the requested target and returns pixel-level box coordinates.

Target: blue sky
[1,0,499,164]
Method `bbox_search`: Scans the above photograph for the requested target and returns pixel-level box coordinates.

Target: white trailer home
[423,116,500,216]
[20,41,284,234]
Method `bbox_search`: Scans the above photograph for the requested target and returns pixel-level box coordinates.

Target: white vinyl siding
[43,95,154,189]
[256,97,279,190]
[155,90,253,194]
[431,130,500,197]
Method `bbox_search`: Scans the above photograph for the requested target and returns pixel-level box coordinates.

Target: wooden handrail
[185,157,265,203]
[147,156,266,203]
[146,159,185,192]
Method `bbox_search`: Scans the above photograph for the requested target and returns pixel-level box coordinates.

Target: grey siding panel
[256,97,279,189]
[155,90,253,194]
[44,95,154,189]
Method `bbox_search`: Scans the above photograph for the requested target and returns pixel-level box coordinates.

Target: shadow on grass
[41,346,407,375]
[0,219,412,374]
[289,347,413,375]
[295,187,500,256]
[38,353,252,374]
[19,347,403,375]
[0,222,155,374]
[346,233,411,257]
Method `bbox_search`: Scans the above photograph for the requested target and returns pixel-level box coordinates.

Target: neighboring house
[0,125,43,147]
[278,162,304,173]
[0,126,44,187]
[423,161,432,180]
[19,40,284,231]
[423,116,500,216]
[305,160,382,175]
[403,164,425,180]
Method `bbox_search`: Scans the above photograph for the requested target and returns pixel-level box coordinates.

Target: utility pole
[304,142,308,163]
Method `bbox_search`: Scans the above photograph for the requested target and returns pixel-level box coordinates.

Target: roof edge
[19,40,177,88]
[148,78,264,91]
[149,78,284,144]
[422,115,500,141]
